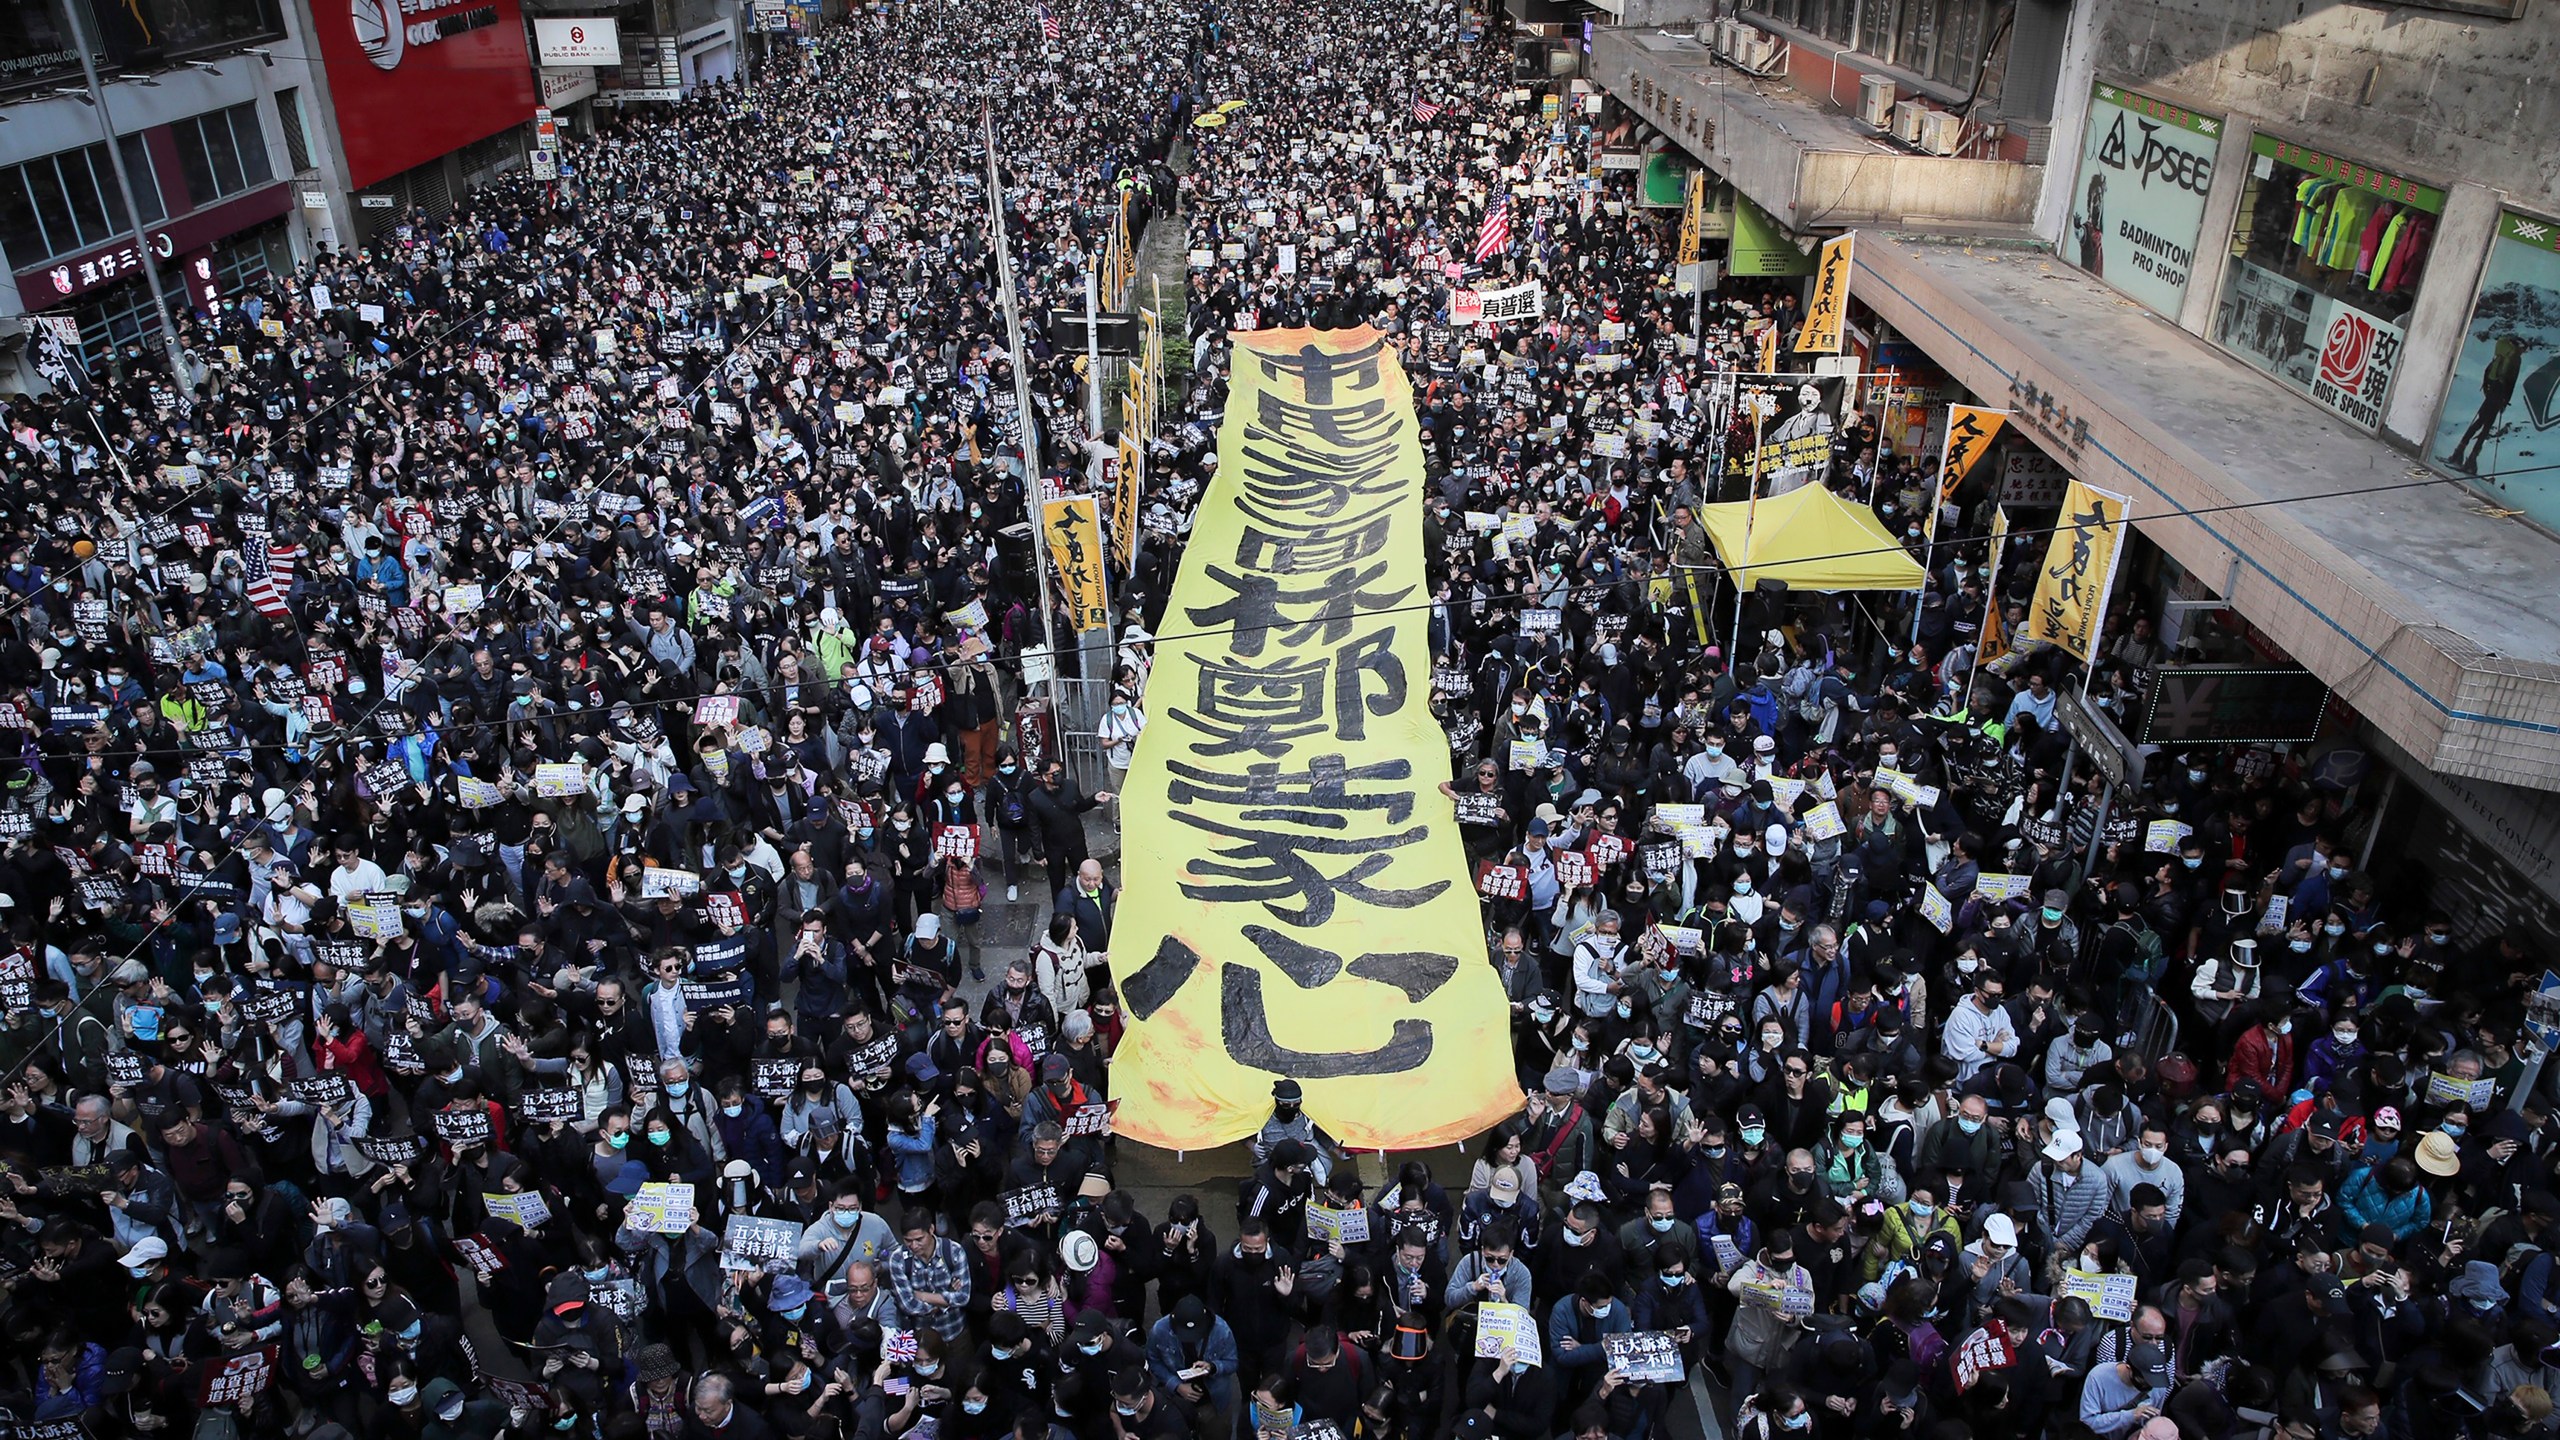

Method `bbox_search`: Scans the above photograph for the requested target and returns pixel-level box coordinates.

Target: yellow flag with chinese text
[2024,480,2131,662]
[1794,233,1852,354]
[1040,496,1110,633]
[1109,326,1522,1151]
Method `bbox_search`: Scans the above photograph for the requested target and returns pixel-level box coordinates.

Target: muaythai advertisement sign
[316,0,540,190]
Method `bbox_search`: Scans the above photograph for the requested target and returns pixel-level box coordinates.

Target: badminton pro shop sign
[316,0,540,190]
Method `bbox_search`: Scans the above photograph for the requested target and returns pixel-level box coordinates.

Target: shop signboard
[2429,209,2560,534]
[2136,666,2330,746]
[313,0,540,190]
[2065,82,2221,321]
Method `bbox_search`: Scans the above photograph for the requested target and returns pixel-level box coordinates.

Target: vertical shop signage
[2066,82,2221,320]
[2430,209,2560,533]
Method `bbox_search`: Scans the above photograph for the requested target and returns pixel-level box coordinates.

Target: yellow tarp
[1696,484,1928,592]
[1108,326,1522,1152]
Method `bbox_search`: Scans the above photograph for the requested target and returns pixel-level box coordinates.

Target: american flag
[1038,6,1059,40]
[1412,97,1442,123]
[245,542,299,620]
[1473,194,1512,263]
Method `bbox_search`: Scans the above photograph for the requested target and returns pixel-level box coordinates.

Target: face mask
[2290,938,2314,954]
[913,1361,940,1378]
[833,1209,859,1229]
[2372,942,2392,956]
[1615,1002,1633,1020]
[1956,957,1979,974]
[2138,1145,2166,1165]
[553,1418,576,1432]
[1589,1303,1612,1319]
[2328,867,2349,881]
[585,1266,611,1284]
[195,970,215,985]
[442,1068,466,1086]
[1116,1405,1140,1419]
[608,1132,630,1149]
[999,763,1017,775]
[666,1080,690,1098]
[2443,1123,2468,1139]
[1081,1341,1108,1357]
[1907,1202,1933,1218]
[963,1400,988,1416]
[388,1387,418,1407]
[1648,1215,1673,1233]
[1957,1117,1983,1135]
[2272,1020,2292,1035]
[1761,1031,1783,1050]
[1741,1126,1766,1146]
[1734,878,1752,894]
[647,1131,671,1146]
[2041,907,2065,924]
[2183,857,2202,870]
[1562,1227,1594,1247]
[1631,1045,1658,1065]
[722,1104,743,1119]
[1840,1134,1864,1149]
[2325,923,2346,937]
[398,1322,422,1345]
[2334,1029,2358,1046]
[1783,1414,1811,1431]
[780,1303,807,1322]
[1660,1271,1688,1287]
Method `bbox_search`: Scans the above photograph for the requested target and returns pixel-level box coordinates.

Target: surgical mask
[2138,1144,2166,1165]
[2373,942,2393,956]
[1957,1117,1983,1135]
[999,763,1017,775]
[2334,1029,2358,1046]
[2325,923,2346,936]
[2041,907,2065,924]
[834,1209,859,1228]
[1660,1271,1688,1287]
[666,1080,690,1098]
[554,1418,576,1432]
[1562,1227,1594,1247]
[1615,1002,1633,1020]
[1081,1341,1109,1357]
[388,1386,418,1406]
[2328,866,2348,880]
[722,1104,743,1119]
[608,1132,630,1149]
[585,1266,611,1283]
[646,1130,671,1146]
[442,1068,466,1085]
[1734,877,1752,894]
[1907,1202,1933,1218]
[1840,1134,1864,1149]
[1783,1414,1811,1431]
[1740,1125,1766,1146]
[2443,1123,2468,1139]
[963,1400,988,1415]
[780,1304,807,1322]
[398,1322,422,1345]
[2272,1020,2292,1035]
[2183,857,2202,870]
[1116,1405,1140,1418]
[1589,1303,1612,1319]
[913,1361,940,1378]
[2290,938,2314,954]
[1630,1045,1658,1066]
[1955,957,1979,974]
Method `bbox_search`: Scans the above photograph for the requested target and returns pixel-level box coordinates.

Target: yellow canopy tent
[1695,485,1927,591]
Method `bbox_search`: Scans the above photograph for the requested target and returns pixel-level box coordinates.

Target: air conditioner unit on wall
[1857,72,1895,129]
[1891,99,1927,144]
[1715,20,1742,58]
[1742,34,1778,71]
[1919,109,1964,155]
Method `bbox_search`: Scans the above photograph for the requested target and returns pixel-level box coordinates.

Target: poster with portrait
[2431,209,2560,533]
[1724,373,1847,498]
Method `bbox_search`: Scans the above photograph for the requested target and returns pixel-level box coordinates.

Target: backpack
[2110,919,2166,983]
[998,789,1029,828]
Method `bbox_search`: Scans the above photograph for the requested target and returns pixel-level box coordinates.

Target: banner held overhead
[1110,326,1521,1151]
[2025,480,2132,662]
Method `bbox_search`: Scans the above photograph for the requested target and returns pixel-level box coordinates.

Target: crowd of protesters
[0,0,2551,1437]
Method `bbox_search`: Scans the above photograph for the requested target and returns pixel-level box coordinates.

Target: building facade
[1582,0,2560,940]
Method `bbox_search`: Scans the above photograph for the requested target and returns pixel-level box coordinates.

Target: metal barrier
[1053,676,1115,794]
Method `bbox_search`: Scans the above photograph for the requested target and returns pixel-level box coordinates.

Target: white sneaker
[1007,885,1018,902]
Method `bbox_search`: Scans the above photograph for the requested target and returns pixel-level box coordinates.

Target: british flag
[1037,6,1059,40]
[1473,194,1512,263]
[1412,97,1442,123]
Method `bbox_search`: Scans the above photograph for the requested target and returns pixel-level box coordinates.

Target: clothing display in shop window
[2376,213,2431,293]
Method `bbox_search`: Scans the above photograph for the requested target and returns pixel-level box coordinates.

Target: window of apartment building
[1758,0,1998,92]
[274,87,313,172]
[171,101,274,209]
[0,142,134,266]
[118,134,165,226]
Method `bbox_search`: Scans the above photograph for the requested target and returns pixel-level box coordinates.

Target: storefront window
[2428,209,2560,532]
[2210,134,2445,433]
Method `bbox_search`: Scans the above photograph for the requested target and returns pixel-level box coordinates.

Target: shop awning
[1695,485,1926,591]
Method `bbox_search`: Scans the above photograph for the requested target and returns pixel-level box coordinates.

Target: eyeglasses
[1784,1066,1810,1077]
[363,1276,389,1288]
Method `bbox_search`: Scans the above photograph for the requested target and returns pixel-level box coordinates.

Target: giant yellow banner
[1110,326,1521,1151]
[2025,480,2132,662]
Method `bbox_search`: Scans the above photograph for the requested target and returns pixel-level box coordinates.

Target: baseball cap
[2041,1131,2084,1162]
[1982,1213,2018,1248]
[119,1236,169,1272]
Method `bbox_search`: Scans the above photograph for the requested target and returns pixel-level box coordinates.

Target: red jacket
[315,1029,390,1098]
[2226,1024,2295,1097]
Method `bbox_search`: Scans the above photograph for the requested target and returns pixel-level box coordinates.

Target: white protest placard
[350,899,403,940]
[457,776,503,808]
[1305,1203,1371,1246]
[444,583,484,612]
[1919,884,1954,933]
[533,762,585,797]
[640,867,703,899]
[1974,872,2033,902]
[484,1191,552,1229]
[1800,801,1845,841]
